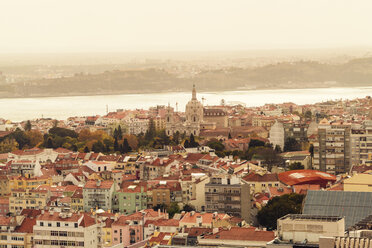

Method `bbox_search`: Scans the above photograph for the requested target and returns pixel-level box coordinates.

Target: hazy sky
[1,0,372,53]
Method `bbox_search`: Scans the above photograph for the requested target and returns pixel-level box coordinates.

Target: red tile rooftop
[180,212,229,224]
[37,211,81,222]
[203,227,275,242]
[15,217,36,233]
[0,216,12,226]
[84,180,114,189]
[242,172,278,182]
[278,169,336,187]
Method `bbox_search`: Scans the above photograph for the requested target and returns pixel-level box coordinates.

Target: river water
[1,87,372,121]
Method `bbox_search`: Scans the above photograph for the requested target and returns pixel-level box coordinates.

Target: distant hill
[2,57,372,98]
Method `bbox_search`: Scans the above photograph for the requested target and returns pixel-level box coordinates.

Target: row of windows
[39,222,78,228]
[34,240,84,246]
[34,230,83,237]
[0,246,24,248]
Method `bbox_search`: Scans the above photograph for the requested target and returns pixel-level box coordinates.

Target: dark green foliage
[274,145,282,153]
[24,120,32,132]
[309,144,314,158]
[114,138,119,152]
[188,134,199,147]
[284,137,301,152]
[11,129,30,150]
[167,202,181,218]
[257,193,305,230]
[122,138,132,153]
[249,139,265,148]
[92,140,105,153]
[46,138,53,148]
[206,139,225,152]
[288,162,304,170]
[49,127,78,138]
[173,131,180,144]
[153,204,167,212]
[183,204,196,212]
[304,110,312,119]
[84,146,90,153]
[144,119,156,142]
[117,125,123,140]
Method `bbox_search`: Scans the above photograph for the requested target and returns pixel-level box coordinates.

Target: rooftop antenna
[202,97,206,105]
[106,105,108,114]
[176,102,178,112]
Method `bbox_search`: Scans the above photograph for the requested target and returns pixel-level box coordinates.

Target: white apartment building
[33,211,100,248]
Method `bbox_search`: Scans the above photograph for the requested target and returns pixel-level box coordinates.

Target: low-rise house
[84,161,116,173]
[71,188,84,211]
[280,151,312,169]
[179,212,230,229]
[242,172,280,193]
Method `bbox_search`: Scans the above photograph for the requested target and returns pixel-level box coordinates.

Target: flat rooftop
[279,214,343,222]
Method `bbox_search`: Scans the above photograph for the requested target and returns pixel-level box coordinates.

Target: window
[48,223,51,227]
[40,222,43,226]
[74,223,78,228]
[57,222,60,227]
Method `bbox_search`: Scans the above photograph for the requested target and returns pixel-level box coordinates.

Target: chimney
[196,216,202,226]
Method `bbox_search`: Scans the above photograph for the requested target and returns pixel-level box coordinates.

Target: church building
[166,85,204,136]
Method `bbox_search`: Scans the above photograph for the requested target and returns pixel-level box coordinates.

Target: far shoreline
[1,84,370,100]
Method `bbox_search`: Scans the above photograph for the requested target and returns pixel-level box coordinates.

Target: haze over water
[1,87,372,122]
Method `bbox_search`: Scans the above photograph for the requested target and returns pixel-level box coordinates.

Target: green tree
[46,138,53,148]
[117,125,123,140]
[49,127,78,138]
[284,137,301,152]
[114,138,119,152]
[84,146,90,153]
[173,131,180,144]
[189,134,199,147]
[145,119,156,142]
[0,137,18,153]
[249,139,265,148]
[207,139,225,152]
[167,202,180,218]
[288,162,304,170]
[305,110,312,119]
[92,140,105,153]
[274,145,282,153]
[24,120,32,132]
[11,129,30,149]
[257,193,305,230]
[309,144,314,158]
[182,204,196,212]
[122,138,132,153]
